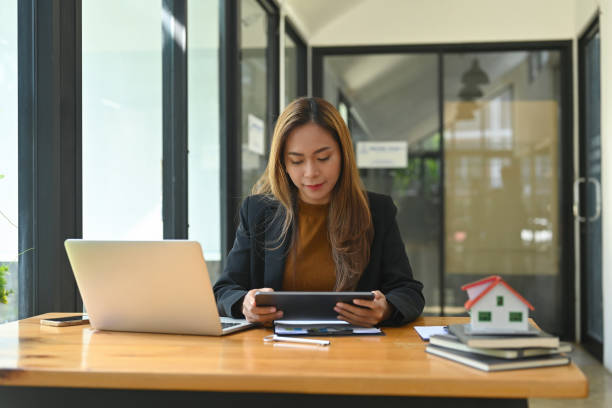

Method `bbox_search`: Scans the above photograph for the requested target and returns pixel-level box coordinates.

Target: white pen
[263,334,330,346]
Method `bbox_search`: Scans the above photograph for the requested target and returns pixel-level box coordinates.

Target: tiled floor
[529,344,612,407]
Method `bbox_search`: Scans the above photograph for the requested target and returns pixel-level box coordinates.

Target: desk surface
[0,314,587,399]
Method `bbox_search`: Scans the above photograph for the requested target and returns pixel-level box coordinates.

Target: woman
[213,97,424,327]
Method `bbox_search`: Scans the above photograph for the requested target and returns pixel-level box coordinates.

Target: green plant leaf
[0,264,12,304]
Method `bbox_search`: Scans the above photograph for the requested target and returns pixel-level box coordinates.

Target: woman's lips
[305,182,324,191]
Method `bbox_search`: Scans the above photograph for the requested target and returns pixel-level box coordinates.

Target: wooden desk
[0,314,587,408]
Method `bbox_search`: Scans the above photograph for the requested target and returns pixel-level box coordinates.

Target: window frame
[162,0,189,240]
[18,0,83,317]
[578,17,603,361]
[285,19,307,100]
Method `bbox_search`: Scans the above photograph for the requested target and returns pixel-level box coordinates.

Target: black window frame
[285,19,307,100]
[162,0,189,240]
[220,0,280,262]
[18,0,83,318]
[578,17,603,361]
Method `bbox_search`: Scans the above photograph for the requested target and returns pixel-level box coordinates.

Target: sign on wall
[248,114,265,155]
[356,141,408,169]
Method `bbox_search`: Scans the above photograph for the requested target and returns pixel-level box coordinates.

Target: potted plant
[0,174,15,305]
[0,265,13,304]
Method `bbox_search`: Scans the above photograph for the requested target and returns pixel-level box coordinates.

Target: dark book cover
[426,345,570,372]
[430,334,572,359]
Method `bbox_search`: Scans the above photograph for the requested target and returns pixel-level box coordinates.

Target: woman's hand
[334,290,393,327]
[242,288,283,325]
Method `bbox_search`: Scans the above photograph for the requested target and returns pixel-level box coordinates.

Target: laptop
[64,240,254,336]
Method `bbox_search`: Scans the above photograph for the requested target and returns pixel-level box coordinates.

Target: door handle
[588,177,602,222]
[573,177,586,222]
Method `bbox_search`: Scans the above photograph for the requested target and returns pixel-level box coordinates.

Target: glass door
[318,44,572,336]
[579,21,603,360]
[443,50,565,334]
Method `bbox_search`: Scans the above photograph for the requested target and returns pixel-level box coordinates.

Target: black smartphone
[40,315,90,327]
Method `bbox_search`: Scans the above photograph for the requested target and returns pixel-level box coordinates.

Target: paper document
[414,325,448,341]
[275,321,382,336]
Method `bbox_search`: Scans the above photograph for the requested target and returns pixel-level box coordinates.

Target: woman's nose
[304,160,319,177]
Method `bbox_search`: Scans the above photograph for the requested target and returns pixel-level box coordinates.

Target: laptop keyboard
[221,322,241,329]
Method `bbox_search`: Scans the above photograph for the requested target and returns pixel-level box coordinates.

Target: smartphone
[40,315,90,327]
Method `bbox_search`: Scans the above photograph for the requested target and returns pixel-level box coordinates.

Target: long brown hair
[252,97,373,291]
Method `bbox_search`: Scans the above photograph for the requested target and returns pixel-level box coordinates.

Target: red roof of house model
[461,275,535,311]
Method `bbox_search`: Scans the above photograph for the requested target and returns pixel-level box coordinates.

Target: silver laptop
[64,240,254,336]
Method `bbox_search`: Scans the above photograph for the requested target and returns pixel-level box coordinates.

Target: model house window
[497,296,504,306]
[478,311,492,322]
[509,312,523,322]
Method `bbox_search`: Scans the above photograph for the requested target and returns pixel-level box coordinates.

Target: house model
[462,275,535,333]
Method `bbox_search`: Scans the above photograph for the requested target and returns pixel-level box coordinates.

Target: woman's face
[283,122,342,205]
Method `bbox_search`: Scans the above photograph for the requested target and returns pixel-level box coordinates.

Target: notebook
[447,323,560,349]
[426,345,570,372]
[430,334,572,359]
[64,240,254,336]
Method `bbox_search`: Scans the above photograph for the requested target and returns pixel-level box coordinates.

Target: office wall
[308,0,574,45]
[575,0,600,35]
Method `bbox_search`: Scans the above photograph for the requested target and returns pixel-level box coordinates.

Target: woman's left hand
[334,290,393,327]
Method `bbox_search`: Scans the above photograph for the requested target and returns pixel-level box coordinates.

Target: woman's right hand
[242,288,283,325]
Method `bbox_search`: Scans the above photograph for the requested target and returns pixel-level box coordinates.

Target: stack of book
[425,323,572,372]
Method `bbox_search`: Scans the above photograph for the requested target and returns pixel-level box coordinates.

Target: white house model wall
[469,284,529,332]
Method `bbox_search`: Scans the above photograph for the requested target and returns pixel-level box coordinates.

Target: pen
[264,334,330,346]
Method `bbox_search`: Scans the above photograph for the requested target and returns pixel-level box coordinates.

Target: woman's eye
[290,160,303,165]
[317,156,330,162]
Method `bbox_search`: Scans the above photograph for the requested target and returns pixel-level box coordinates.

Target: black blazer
[213,192,425,325]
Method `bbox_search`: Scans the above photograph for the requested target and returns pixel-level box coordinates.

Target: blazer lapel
[264,206,289,290]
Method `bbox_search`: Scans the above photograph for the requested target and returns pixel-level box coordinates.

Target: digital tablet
[254,291,375,320]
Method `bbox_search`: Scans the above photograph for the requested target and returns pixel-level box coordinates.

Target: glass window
[338,100,349,125]
[509,311,523,322]
[324,54,441,315]
[497,296,504,306]
[478,311,492,322]
[444,51,563,333]
[188,0,221,278]
[0,0,18,322]
[240,0,269,198]
[284,30,297,107]
[82,0,163,240]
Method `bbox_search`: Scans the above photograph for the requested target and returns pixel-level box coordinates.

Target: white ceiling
[284,0,365,40]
